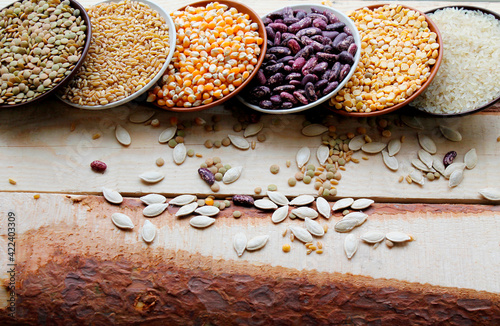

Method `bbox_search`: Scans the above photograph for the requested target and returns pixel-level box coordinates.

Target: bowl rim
[325,3,444,117]
[154,0,268,112]
[410,5,500,117]
[237,3,362,115]
[57,0,177,110]
[0,0,92,109]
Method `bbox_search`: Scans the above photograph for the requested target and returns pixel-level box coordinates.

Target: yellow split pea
[151,2,263,108]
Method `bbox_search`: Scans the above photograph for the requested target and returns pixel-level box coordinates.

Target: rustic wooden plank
[1,99,499,203]
[0,192,499,295]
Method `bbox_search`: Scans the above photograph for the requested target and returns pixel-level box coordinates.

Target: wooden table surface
[1,0,500,324]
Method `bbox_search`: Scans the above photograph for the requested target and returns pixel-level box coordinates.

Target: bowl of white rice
[411,6,500,116]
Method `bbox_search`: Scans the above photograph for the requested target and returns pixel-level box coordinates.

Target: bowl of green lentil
[58,0,176,109]
[0,0,91,108]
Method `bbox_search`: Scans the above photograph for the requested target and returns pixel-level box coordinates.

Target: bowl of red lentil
[58,0,176,109]
[325,3,443,117]
[147,0,267,112]
[0,0,91,108]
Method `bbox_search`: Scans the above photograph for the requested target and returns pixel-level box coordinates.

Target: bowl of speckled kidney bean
[238,4,361,114]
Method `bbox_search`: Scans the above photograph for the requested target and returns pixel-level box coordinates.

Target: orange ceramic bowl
[326,4,443,117]
[153,0,267,112]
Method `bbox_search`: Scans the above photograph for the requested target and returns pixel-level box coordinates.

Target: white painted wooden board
[0,99,499,203]
[0,192,499,296]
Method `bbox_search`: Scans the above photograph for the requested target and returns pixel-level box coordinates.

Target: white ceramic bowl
[58,0,176,110]
[237,4,361,114]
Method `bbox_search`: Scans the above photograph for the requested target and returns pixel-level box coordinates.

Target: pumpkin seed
[332,198,354,211]
[409,170,425,185]
[478,188,500,201]
[246,235,269,251]
[194,205,220,216]
[175,202,198,217]
[401,115,424,129]
[361,142,386,154]
[139,171,165,183]
[244,122,264,137]
[289,226,313,243]
[272,205,289,223]
[169,194,197,206]
[296,147,310,168]
[316,145,329,166]
[448,169,464,188]
[443,163,466,179]
[173,143,187,165]
[291,207,318,219]
[418,149,433,169]
[141,220,156,243]
[432,157,446,176]
[189,215,215,228]
[143,203,169,217]
[233,232,247,256]
[418,133,437,154]
[301,124,328,136]
[464,148,477,169]
[115,125,131,146]
[344,234,358,259]
[223,166,243,184]
[102,187,123,204]
[439,125,462,142]
[267,191,289,206]
[348,135,365,151]
[129,109,155,123]
[351,199,374,210]
[386,231,412,243]
[305,217,324,237]
[158,126,177,143]
[387,138,401,156]
[360,230,385,244]
[228,134,250,150]
[289,194,315,206]
[254,199,278,210]
[334,218,358,233]
[111,212,134,229]
[315,197,331,219]
[382,150,398,171]
[140,194,167,205]
[411,158,434,173]
[343,212,367,226]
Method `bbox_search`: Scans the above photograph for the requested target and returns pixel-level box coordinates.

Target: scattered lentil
[92,133,101,140]
[151,119,160,127]
[288,178,297,187]
[254,187,262,194]
[224,199,231,208]
[204,139,213,148]
[33,194,40,200]
[382,130,392,138]
[233,210,242,218]
[303,175,312,184]
[187,149,195,157]
[257,134,266,142]
[270,164,280,174]
[156,157,165,166]
[197,199,205,206]
[168,139,177,148]
[267,184,277,191]
[221,137,231,146]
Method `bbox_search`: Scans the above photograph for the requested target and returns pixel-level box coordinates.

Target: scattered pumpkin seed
[233,232,247,256]
[305,217,325,237]
[382,150,398,171]
[246,235,269,251]
[332,198,354,211]
[386,231,413,243]
[228,134,250,150]
[244,122,264,137]
[141,220,156,243]
[289,226,313,243]
[223,166,243,184]
[478,188,500,201]
[111,212,134,229]
[102,187,123,204]
[115,125,131,146]
[301,124,328,137]
[140,194,167,205]
[129,109,155,124]
[360,230,385,244]
[361,142,386,154]
[344,234,358,259]
[418,149,433,169]
[449,169,464,188]
[271,205,289,223]
[143,203,169,217]
[439,125,462,142]
[464,148,477,169]
[169,194,197,206]
[139,171,164,183]
[190,215,216,228]
[296,147,311,168]
[418,133,437,154]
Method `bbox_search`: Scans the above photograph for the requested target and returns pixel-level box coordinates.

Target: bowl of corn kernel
[326,3,443,117]
[148,0,267,112]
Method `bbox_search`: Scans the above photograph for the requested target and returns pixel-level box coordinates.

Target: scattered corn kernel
[33,194,40,199]
[282,244,291,252]
[8,178,16,185]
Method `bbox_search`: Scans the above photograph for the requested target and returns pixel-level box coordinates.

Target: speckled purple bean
[282,102,294,109]
[268,11,283,20]
[312,18,327,30]
[344,26,352,35]
[273,85,296,93]
[274,31,282,46]
[301,73,318,85]
[304,82,317,102]
[322,81,339,95]
[283,16,299,25]
[317,52,338,63]
[309,13,328,23]
[301,56,318,75]
[330,62,341,81]
[292,57,306,71]
[270,94,282,105]
[274,19,284,24]
[285,72,302,81]
[310,41,324,52]
[296,27,322,38]
[264,62,284,74]
[312,61,329,74]
[338,51,354,65]
[324,11,340,24]
[249,86,271,99]
[268,46,291,57]
[267,72,284,86]
[348,43,358,57]
[287,38,301,54]
[322,31,339,40]
[327,22,346,31]
[282,32,296,40]
[256,69,267,85]
[311,35,327,44]
[259,100,274,109]
[289,79,302,87]
[294,45,314,59]
[279,92,296,104]
[288,17,312,33]
[315,79,328,90]
[277,55,294,63]
[323,44,335,53]
[282,6,293,18]
[293,90,309,105]
[267,40,274,48]
[269,22,288,33]
[295,10,307,20]
[337,36,354,52]
[339,63,351,81]
[332,32,347,49]
[265,26,275,41]
[443,151,457,167]
[263,17,273,25]
[283,65,292,72]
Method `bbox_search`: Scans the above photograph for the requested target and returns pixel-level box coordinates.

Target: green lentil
[306,170,315,178]
[214,172,223,181]
[303,175,312,184]
[329,188,337,196]
[233,210,242,218]
[213,157,221,164]
[326,171,335,180]
[197,199,205,206]
[288,178,296,187]
[168,139,177,148]
[224,164,231,170]
[204,139,213,148]
[221,137,231,146]
[270,164,280,174]
[200,162,208,169]
[187,149,195,157]
[322,189,330,197]
[314,182,322,190]
[218,167,227,174]
[288,212,296,219]
[267,184,277,191]
[210,183,220,192]
[213,201,220,208]
[306,164,316,171]
[224,200,231,208]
